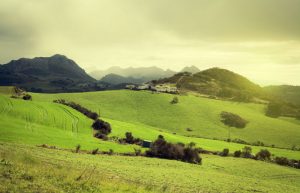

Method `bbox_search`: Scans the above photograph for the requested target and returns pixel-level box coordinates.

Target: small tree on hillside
[170,96,179,104]
[23,94,32,100]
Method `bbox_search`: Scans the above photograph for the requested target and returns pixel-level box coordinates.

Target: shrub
[125,132,134,143]
[242,146,252,158]
[134,148,142,156]
[255,149,271,160]
[75,144,81,153]
[119,132,142,145]
[170,96,179,104]
[186,128,193,132]
[266,102,282,118]
[94,133,108,140]
[275,157,289,166]
[234,150,242,157]
[220,111,248,128]
[23,94,32,100]
[220,148,229,156]
[108,149,114,155]
[146,135,201,164]
[92,119,111,135]
[91,148,99,155]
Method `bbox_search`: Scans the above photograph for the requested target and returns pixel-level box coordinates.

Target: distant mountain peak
[181,65,200,73]
[0,54,96,92]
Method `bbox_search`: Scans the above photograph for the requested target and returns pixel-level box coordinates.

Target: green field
[31,90,300,149]
[0,89,299,159]
[1,87,300,192]
[1,142,300,193]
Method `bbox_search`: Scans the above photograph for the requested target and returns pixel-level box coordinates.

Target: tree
[23,94,32,100]
[255,149,271,160]
[242,146,252,158]
[220,148,229,156]
[170,96,179,104]
[92,119,111,135]
[265,102,282,118]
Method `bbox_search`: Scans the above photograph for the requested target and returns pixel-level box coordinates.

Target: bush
[108,149,114,155]
[275,157,289,166]
[91,148,99,155]
[242,146,252,158]
[170,96,179,104]
[23,94,32,100]
[134,148,142,156]
[266,102,282,118]
[255,149,271,160]
[119,132,143,145]
[186,128,193,132]
[75,144,81,153]
[234,150,242,157]
[92,119,111,135]
[220,111,248,128]
[94,133,108,140]
[220,148,229,156]
[146,135,201,164]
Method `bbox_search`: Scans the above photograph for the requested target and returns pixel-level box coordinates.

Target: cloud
[0,0,299,84]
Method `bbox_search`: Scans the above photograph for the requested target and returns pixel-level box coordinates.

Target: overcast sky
[1,0,300,85]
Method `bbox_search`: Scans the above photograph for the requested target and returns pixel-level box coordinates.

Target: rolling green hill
[155,68,264,101]
[1,86,300,192]
[0,87,299,158]
[31,90,300,150]
[0,90,137,153]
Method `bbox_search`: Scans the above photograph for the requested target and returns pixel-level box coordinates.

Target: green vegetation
[1,86,300,192]
[31,90,300,149]
[1,143,299,193]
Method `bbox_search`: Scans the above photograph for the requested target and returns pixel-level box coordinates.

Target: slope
[31,90,300,150]
[0,94,136,153]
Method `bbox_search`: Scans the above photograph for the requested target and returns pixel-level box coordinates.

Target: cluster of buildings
[125,83,178,94]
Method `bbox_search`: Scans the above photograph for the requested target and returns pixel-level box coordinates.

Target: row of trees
[219,146,300,169]
[53,99,111,139]
[53,99,99,120]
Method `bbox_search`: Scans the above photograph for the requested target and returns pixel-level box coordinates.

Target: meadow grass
[0,142,299,193]
[0,93,299,159]
[31,90,300,149]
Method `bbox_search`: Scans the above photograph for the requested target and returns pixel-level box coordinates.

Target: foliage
[242,146,253,158]
[220,148,229,156]
[255,149,271,160]
[75,144,81,153]
[53,99,99,120]
[234,150,242,157]
[220,111,248,128]
[23,94,32,100]
[146,135,202,164]
[170,96,179,104]
[92,119,111,135]
[266,102,282,118]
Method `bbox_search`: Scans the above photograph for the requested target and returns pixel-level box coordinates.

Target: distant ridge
[180,65,200,73]
[0,54,106,92]
[89,66,176,81]
[154,67,264,102]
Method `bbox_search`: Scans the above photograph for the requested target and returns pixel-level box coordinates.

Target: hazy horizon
[1,0,300,85]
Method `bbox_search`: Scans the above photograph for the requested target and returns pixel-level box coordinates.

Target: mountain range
[1,54,299,108]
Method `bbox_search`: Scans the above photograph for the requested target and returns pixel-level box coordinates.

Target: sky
[1,0,300,85]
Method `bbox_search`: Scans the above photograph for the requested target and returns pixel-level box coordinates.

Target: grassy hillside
[0,93,138,153]
[32,90,300,149]
[0,88,299,159]
[1,143,300,193]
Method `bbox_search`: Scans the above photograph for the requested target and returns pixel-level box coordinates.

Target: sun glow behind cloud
[0,0,300,85]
